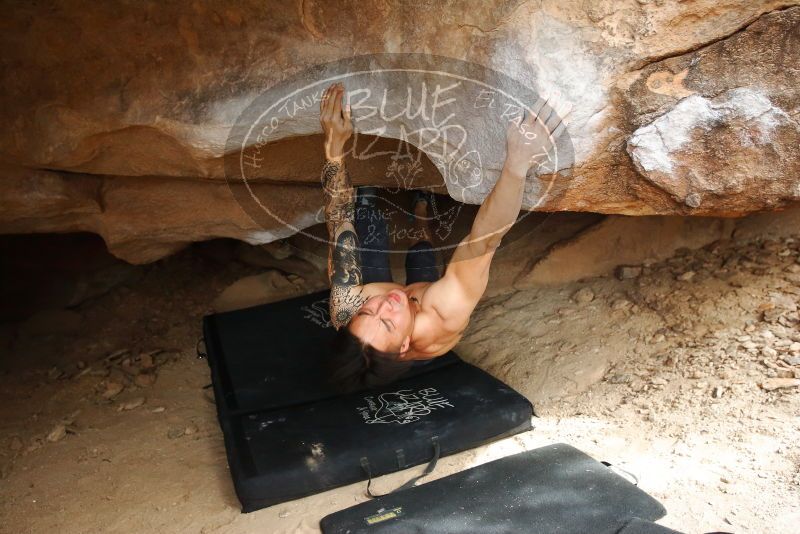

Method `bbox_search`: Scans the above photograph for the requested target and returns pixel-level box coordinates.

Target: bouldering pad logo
[357,387,454,425]
[225,53,574,268]
[300,296,332,328]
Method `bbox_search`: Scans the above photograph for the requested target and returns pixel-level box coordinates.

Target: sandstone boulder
[0,1,798,262]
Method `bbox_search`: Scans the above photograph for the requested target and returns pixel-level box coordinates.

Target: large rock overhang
[1,2,798,262]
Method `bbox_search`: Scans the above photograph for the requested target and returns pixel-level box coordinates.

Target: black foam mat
[203,290,534,512]
[203,290,457,415]
[320,443,667,534]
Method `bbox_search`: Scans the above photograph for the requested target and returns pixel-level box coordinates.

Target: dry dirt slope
[0,230,799,533]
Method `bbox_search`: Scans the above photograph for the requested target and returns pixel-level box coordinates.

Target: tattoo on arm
[321,160,356,236]
[321,160,366,328]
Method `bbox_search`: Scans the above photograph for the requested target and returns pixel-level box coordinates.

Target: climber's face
[348,289,414,354]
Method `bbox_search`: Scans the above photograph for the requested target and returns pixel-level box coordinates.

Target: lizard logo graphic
[358,387,454,425]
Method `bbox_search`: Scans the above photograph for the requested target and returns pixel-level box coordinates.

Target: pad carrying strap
[360,436,440,498]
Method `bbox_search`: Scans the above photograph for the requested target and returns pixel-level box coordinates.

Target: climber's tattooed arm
[319,82,364,328]
[329,231,367,327]
[321,159,355,238]
[322,159,367,329]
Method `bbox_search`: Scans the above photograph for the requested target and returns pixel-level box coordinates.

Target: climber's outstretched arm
[319,82,367,329]
[426,96,570,325]
[321,158,368,329]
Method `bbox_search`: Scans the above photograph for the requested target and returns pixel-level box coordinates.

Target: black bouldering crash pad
[203,290,534,513]
[320,443,668,534]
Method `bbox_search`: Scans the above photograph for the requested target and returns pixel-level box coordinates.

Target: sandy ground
[1,231,799,533]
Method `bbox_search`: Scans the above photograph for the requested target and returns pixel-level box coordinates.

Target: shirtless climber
[319,82,569,390]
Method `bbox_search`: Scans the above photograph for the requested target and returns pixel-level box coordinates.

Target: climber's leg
[355,186,393,284]
[405,190,441,285]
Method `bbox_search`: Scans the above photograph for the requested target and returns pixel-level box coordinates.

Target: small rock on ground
[46,424,67,443]
[572,287,595,304]
[615,265,643,280]
[760,378,800,391]
[117,397,146,411]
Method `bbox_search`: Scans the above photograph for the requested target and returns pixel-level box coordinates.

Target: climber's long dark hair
[326,327,413,393]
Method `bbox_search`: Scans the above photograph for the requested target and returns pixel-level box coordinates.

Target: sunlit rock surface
[1,1,798,262]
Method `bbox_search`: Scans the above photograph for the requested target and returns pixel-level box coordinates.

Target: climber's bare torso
[360,280,470,360]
